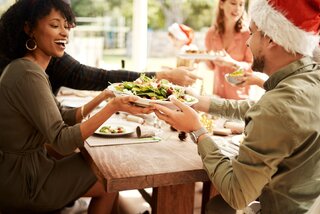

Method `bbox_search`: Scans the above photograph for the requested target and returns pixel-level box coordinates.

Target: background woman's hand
[213,50,238,69]
[156,66,202,86]
[108,96,154,115]
[212,50,251,70]
[153,97,202,132]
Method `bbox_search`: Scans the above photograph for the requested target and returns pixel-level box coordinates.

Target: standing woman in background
[205,0,253,99]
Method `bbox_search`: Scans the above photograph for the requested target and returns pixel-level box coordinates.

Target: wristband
[81,106,85,120]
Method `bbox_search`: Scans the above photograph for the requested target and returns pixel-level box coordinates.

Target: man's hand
[153,97,202,132]
[108,96,154,115]
[236,72,266,88]
[156,66,202,86]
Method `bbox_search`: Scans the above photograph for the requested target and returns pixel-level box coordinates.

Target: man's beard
[252,56,265,72]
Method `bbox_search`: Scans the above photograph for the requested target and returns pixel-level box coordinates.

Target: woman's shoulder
[205,26,220,40]
[10,58,37,67]
[1,59,45,86]
[8,58,43,74]
[3,59,29,76]
[206,26,219,35]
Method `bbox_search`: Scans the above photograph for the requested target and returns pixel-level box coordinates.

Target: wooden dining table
[82,124,213,214]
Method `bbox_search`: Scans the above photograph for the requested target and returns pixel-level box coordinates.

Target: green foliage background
[1,0,218,30]
[70,0,217,30]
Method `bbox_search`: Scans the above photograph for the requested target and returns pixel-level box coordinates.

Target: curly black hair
[0,0,75,70]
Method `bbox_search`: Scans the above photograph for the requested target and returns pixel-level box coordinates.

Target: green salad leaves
[113,74,194,102]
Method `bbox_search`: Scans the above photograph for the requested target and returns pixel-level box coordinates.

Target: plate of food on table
[94,124,135,137]
[108,74,198,109]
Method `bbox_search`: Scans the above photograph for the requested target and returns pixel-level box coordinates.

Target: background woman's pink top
[205,26,253,100]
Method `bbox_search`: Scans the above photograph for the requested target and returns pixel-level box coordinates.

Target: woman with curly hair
[0,0,152,213]
[205,0,253,99]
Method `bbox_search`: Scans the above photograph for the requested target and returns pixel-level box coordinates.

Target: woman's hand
[108,96,154,115]
[153,97,202,132]
[213,50,238,69]
[103,89,115,99]
[156,66,202,86]
[213,50,251,70]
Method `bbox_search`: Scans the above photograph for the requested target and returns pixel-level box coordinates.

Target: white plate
[59,97,92,108]
[177,52,225,60]
[94,124,135,137]
[132,95,198,109]
[108,83,198,109]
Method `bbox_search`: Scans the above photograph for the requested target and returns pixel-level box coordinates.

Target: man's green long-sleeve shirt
[198,57,320,213]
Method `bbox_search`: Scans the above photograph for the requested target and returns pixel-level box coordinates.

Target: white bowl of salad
[108,74,198,109]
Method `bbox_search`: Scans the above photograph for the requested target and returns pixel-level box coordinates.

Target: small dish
[225,73,245,85]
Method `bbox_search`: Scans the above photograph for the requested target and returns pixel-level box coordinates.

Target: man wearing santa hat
[152,0,320,213]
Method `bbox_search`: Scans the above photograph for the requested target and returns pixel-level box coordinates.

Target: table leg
[201,181,220,214]
[151,183,195,214]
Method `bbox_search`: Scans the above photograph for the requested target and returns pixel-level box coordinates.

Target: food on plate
[184,50,224,56]
[178,50,226,61]
[185,49,198,54]
[229,68,245,77]
[111,74,196,103]
[99,125,126,134]
[185,49,206,54]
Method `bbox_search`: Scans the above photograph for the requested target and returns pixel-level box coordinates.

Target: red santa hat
[168,23,194,45]
[249,0,320,57]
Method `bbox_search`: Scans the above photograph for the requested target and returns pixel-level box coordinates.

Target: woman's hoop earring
[25,39,37,51]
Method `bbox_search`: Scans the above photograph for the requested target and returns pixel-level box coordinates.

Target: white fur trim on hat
[168,23,189,43]
[312,46,320,63]
[249,0,319,57]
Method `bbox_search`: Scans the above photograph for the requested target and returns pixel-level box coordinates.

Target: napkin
[125,115,144,124]
[136,126,156,138]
